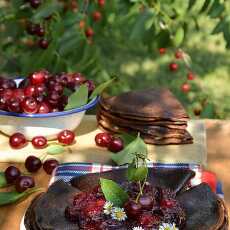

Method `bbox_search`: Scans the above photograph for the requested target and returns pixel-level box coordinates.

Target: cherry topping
[139,195,154,210]
[95,132,112,147]
[138,213,160,227]
[43,159,59,175]
[108,137,124,153]
[4,166,21,184]
[9,133,27,149]
[25,155,42,172]
[124,200,142,218]
[32,136,47,149]
[15,176,35,193]
[57,130,75,145]
[21,97,38,113]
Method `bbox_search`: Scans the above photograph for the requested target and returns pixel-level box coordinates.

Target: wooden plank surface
[0,119,229,230]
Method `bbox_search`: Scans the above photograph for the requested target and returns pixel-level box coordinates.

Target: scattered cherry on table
[108,137,124,153]
[25,155,42,172]
[15,176,35,193]
[95,132,112,147]
[58,130,75,145]
[32,136,47,149]
[4,166,21,184]
[43,159,59,175]
[9,132,27,149]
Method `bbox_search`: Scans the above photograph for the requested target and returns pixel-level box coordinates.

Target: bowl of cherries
[0,70,99,140]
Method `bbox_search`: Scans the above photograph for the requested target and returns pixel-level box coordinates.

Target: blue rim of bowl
[0,77,99,118]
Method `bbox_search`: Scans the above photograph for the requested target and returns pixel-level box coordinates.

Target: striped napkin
[53,162,224,198]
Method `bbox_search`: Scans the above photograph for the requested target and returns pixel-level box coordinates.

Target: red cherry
[43,159,59,175]
[108,137,124,153]
[159,48,166,55]
[169,62,179,72]
[175,50,183,59]
[9,133,27,149]
[181,82,191,93]
[139,195,154,210]
[98,0,105,7]
[29,0,41,9]
[85,27,94,38]
[95,132,112,148]
[21,97,38,113]
[26,22,37,35]
[187,72,195,80]
[15,176,35,193]
[32,136,47,149]
[160,199,176,208]
[38,102,51,113]
[25,155,42,172]
[92,11,102,22]
[58,130,75,145]
[13,89,25,102]
[29,71,46,85]
[4,166,21,184]
[24,85,37,97]
[35,25,45,37]
[1,89,13,100]
[7,98,22,113]
[138,213,160,227]
[72,73,86,85]
[124,200,142,218]
[38,39,49,49]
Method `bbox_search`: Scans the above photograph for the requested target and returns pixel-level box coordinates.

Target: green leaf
[127,165,148,182]
[100,178,128,207]
[0,187,43,206]
[117,133,136,146]
[200,103,215,118]
[33,2,62,21]
[46,144,65,155]
[172,27,184,47]
[188,0,197,10]
[208,0,225,18]
[0,172,7,188]
[64,84,88,111]
[89,77,116,100]
[111,135,147,166]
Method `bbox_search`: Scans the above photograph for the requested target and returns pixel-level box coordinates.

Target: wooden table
[0,119,229,230]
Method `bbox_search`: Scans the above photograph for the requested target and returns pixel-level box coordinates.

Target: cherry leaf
[0,172,7,188]
[46,144,65,155]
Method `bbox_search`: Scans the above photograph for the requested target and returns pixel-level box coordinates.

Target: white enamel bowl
[0,78,99,140]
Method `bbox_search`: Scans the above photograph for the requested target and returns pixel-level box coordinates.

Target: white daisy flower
[111,207,127,221]
[103,201,113,215]
[159,222,178,230]
[132,227,145,230]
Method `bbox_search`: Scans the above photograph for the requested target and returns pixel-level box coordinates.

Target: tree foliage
[0,0,229,80]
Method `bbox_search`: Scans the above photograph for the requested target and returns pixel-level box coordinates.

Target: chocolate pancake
[25,171,228,230]
[177,183,224,230]
[98,113,188,138]
[98,120,193,145]
[25,180,80,230]
[98,105,188,129]
[99,88,189,120]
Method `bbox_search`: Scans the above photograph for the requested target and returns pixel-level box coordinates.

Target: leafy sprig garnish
[101,133,149,205]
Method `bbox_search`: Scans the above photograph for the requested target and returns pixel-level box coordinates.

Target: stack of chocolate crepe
[97,88,193,145]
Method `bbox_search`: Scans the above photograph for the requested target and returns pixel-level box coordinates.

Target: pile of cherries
[9,129,75,149]
[95,132,124,153]
[4,156,59,193]
[0,70,95,114]
[65,182,185,229]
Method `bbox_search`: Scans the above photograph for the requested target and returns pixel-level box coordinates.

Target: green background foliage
[0,0,230,118]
